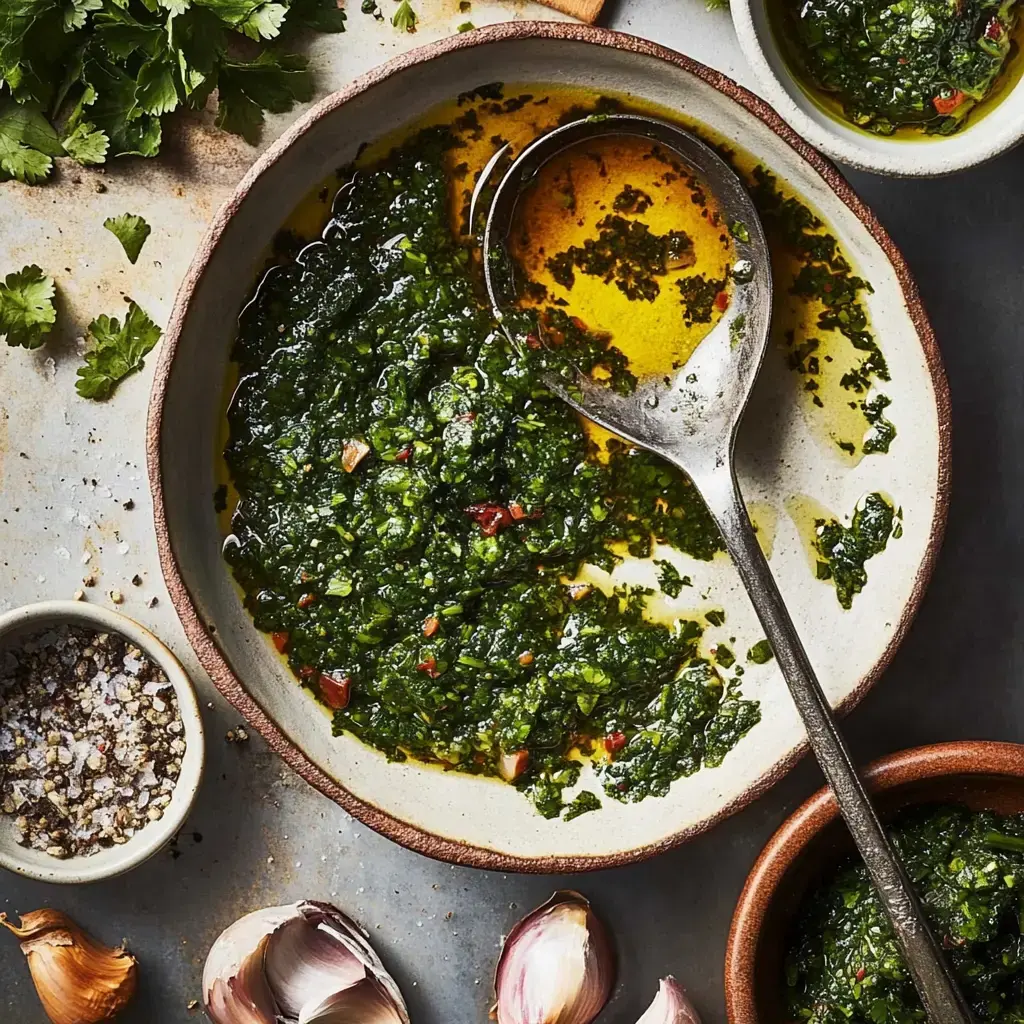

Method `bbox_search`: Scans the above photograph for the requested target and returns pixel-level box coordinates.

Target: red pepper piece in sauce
[508,501,543,521]
[422,615,440,637]
[319,673,351,709]
[604,731,627,754]
[985,15,1004,38]
[714,290,729,313]
[417,656,442,678]
[297,592,316,609]
[271,631,290,653]
[298,665,317,679]
[524,333,542,350]
[465,503,514,536]
[395,447,413,463]
[933,90,966,115]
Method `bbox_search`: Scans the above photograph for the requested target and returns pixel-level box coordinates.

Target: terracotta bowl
[725,741,1024,1023]
[149,23,949,872]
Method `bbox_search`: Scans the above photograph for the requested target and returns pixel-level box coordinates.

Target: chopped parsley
[655,559,690,598]
[563,791,602,821]
[747,639,774,664]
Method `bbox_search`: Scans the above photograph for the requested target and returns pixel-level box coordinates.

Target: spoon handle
[694,462,975,1024]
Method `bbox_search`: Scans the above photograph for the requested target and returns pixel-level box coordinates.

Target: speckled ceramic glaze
[731,0,1024,175]
[725,741,1024,1023]
[0,601,204,883]
[148,23,950,872]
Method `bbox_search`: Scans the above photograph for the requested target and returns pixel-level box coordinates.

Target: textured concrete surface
[3,1,1024,1021]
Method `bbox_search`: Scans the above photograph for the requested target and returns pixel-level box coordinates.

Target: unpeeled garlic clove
[635,977,701,1024]
[0,909,138,1024]
[494,890,615,1024]
[203,900,409,1024]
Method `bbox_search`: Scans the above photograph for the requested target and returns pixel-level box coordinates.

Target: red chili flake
[714,290,729,312]
[298,665,317,679]
[455,411,477,422]
[604,731,627,754]
[422,615,441,637]
[525,333,542,349]
[933,90,966,115]
[417,656,442,678]
[856,968,866,982]
[898,56,908,64]
[508,501,543,521]
[395,447,413,462]
[271,631,290,653]
[465,502,514,536]
[97,742,106,753]
[297,593,316,609]
[518,651,534,666]
[319,673,351,710]
[570,316,588,331]
[985,15,1003,38]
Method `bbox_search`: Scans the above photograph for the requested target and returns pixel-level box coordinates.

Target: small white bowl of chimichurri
[732,0,1024,175]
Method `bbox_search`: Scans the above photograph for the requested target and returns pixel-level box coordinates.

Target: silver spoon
[481,114,973,1024]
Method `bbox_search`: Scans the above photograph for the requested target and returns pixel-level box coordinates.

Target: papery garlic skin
[494,890,615,1024]
[0,909,137,1024]
[635,977,702,1024]
[203,901,409,1024]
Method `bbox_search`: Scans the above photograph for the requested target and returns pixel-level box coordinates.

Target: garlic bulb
[635,977,702,1024]
[0,909,138,1024]
[493,890,615,1024]
[202,900,409,1024]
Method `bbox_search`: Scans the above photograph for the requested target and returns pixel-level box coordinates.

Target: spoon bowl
[482,113,974,1023]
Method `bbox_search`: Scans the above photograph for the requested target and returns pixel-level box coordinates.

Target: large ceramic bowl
[148,23,950,872]
[724,741,1024,1023]
[731,0,1024,175]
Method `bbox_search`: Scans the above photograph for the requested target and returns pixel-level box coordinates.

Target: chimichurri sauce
[224,123,760,818]
[779,0,1020,135]
[788,805,1024,1023]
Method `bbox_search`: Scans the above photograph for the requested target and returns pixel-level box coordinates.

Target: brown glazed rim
[147,22,953,874]
[723,741,1024,1023]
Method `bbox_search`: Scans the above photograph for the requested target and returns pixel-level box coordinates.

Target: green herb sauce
[788,805,1024,1023]
[813,493,898,609]
[776,0,1020,135]
[224,123,760,818]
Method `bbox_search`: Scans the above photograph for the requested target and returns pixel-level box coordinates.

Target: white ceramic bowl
[731,0,1024,175]
[0,601,204,883]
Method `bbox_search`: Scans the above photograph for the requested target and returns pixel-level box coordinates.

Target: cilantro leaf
[80,60,162,158]
[215,51,312,144]
[76,300,162,400]
[0,264,57,349]
[134,58,180,116]
[64,0,102,31]
[61,120,109,164]
[195,0,287,39]
[104,213,152,264]
[0,98,62,182]
[287,0,346,31]
[391,0,416,31]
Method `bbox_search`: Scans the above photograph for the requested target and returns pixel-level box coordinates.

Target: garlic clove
[494,891,615,1024]
[299,977,408,1024]
[1,909,137,1024]
[205,933,279,1024]
[635,977,702,1024]
[204,901,409,1024]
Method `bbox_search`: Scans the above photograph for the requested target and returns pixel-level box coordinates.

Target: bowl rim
[729,0,1024,176]
[146,20,952,874]
[0,600,205,884]
[723,740,1024,1023]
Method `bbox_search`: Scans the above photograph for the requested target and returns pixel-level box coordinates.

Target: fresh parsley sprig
[0,0,365,184]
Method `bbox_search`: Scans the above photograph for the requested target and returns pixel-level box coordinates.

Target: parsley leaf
[0,264,57,349]
[76,301,161,399]
[392,0,416,31]
[104,213,152,264]
[0,99,63,182]
[215,51,312,144]
[61,121,109,164]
